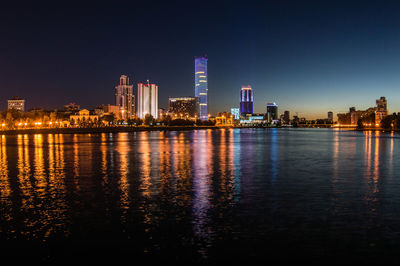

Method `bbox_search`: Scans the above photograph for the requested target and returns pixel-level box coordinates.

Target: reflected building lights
[33,134,46,197]
[365,131,372,179]
[100,133,109,186]
[363,131,380,216]
[139,132,152,198]
[270,129,278,186]
[17,134,33,213]
[158,131,172,192]
[116,133,130,212]
[217,129,236,205]
[389,132,394,177]
[373,131,380,185]
[233,129,241,201]
[72,134,80,189]
[46,134,69,235]
[176,132,192,197]
[192,130,214,256]
[0,135,10,200]
[0,135,12,225]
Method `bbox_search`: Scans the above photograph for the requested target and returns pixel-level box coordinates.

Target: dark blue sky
[1,0,400,118]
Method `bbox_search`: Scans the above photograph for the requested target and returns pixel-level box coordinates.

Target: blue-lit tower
[195,56,208,120]
[240,85,253,115]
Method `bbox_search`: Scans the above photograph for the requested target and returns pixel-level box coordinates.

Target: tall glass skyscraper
[195,56,208,120]
[240,85,253,115]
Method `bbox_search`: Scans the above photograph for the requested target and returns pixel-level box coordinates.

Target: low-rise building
[215,114,234,126]
[230,108,240,120]
[8,97,25,112]
[168,97,199,118]
[70,109,99,125]
[240,113,266,125]
[103,105,123,119]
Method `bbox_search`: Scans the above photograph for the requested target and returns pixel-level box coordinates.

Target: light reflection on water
[1,129,400,262]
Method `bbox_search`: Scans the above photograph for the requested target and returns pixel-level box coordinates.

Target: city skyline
[2,1,400,118]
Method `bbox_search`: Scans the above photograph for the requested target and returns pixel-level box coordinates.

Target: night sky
[2,0,400,118]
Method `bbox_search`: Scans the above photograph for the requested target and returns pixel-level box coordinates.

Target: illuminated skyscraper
[115,75,135,118]
[195,56,208,120]
[240,85,253,115]
[137,81,158,119]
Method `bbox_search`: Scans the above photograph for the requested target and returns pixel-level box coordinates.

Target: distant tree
[160,115,172,126]
[381,114,395,130]
[6,112,14,129]
[127,118,135,126]
[102,114,116,126]
[357,119,364,130]
[144,114,154,126]
[169,118,194,126]
[195,119,215,126]
[134,117,143,125]
[394,113,400,130]
[50,112,57,121]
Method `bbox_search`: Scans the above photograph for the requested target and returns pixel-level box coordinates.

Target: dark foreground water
[1,128,400,263]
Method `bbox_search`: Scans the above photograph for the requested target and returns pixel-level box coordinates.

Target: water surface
[1,128,400,263]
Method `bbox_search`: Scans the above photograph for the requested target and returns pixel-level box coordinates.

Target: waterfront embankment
[0,126,227,135]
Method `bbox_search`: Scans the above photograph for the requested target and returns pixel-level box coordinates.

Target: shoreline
[0,125,290,135]
[0,126,395,135]
[0,126,221,135]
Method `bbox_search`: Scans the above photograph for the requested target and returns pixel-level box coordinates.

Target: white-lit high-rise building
[115,75,135,119]
[137,81,158,119]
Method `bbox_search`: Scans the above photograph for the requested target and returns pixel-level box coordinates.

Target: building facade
[240,85,253,115]
[282,110,290,125]
[103,104,123,119]
[337,97,388,126]
[328,111,333,123]
[266,102,278,123]
[195,56,208,120]
[115,75,135,119]
[239,113,265,125]
[168,97,199,118]
[137,81,158,119]
[215,114,234,126]
[64,103,80,113]
[8,97,25,112]
[375,96,388,124]
[230,108,240,120]
[70,109,99,125]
